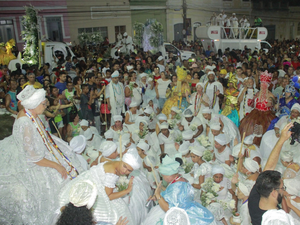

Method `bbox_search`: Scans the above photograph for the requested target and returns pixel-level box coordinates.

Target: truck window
[165,45,179,55]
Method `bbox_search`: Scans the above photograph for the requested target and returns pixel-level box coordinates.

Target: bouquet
[168,119,177,129]
[175,133,183,143]
[202,150,213,162]
[196,136,212,150]
[182,157,194,173]
[116,176,129,192]
[189,124,197,131]
[138,127,148,139]
[149,112,155,121]
[174,113,182,121]
[200,178,220,207]
[218,199,236,211]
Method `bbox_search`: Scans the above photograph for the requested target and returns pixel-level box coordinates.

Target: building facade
[0,0,71,50]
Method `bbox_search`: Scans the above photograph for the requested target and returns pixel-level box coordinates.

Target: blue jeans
[158,97,166,109]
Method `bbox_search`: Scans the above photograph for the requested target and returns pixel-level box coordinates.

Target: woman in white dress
[190,146,212,201]
[187,82,210,117]
[58,148,142,225]
[0,85,83,225]
[158,122,179,158]
[109,115,129,142]
[213,134,232,166]
[124,101,140,132]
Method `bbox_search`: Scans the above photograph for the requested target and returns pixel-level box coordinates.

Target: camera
[290,122,300,145]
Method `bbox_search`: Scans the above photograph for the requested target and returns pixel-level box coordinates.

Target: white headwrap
[101,141,117,157]
[113,115,122,122]
[215,133,229,146]
[171,106,180,113]
[183,108,193,118]
[243,158,259,173]
[122,148,142,170]
[80,119,89,127]
[291,103,300,113]
[69,180,97,209]
[144,154,158,167]
[205,66,212,72]
[182,130,194,140]
[127,65,133,71]
[212,165,225,175]
[210,122,221,131]
[157,113,167,121]
[104,130,114,139]
[129,101,139,108]
[140,73,147,78]
[121,133,130,146]
[190,145,205,157]
[17,85,46,109]
[160,122,169,129]
[196,82,204,89]
[202,107,212,114]
[281,151,293,162]
[144,107,153,115]
[262,209,295,225]
[111,70,119,78]
[178,141,191,155]
[284,178,300,196]
[244,135,255,145]
[163,207,190,225]
[232,143,245,158]
[208,71,215,76]
[137,140,149,152]
[83,128,93,140]
[238,180,253,197]
[70,135,87,154]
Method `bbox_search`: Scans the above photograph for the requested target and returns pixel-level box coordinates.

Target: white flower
[229,200,236,209]
[206,199,211,205]
[190,124,197,131]
[212,186,219,192]
[207,193,214,199]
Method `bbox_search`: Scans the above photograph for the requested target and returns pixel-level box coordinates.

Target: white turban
[232,143,245,158]
[190,145,205,157]
[83,128,93,140]
[205,66,212,71]
[113,115,122,122]
[196,82,204,89]
[244,134,255,145]
[137,140,149,152]
[215,133,229,146]
[281,151,293,162]
[101,141,117,157]
[80,119,89,127]
[178,141,191,155]
[212,165,225,175]
[202,107,212,114]
[144,107,153,115]
[104,130,114,139]
[69,180,97,209]
[158,56,164,61]
[182,130,194,140]
[291,103,300,113]
[157,113,167,121]
[140,73,147,78]
[163,207,190,225]
[17,85,46,110]
[208,71,215,76]
[210,122,221,131]
[238,180,253,197]
[129,101,139,108]
[123,32,128,36]
[160,122,169,129]
[121,133,130,146]
[284,178,300,196]
[262,209,295,225]
[183,108,193,118]
[70,135,87,154]
[111,70,119,78]
[144,154,158,168]
[243,158,259,173]
[171,106,180,113]
[122,148,142,170]
[127,65,133,71]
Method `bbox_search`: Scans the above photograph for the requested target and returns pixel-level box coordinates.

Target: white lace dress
[57,162,135,224]
[0,116,83,225]
[193,163,212,201]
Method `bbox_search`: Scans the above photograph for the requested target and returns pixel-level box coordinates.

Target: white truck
[158,42,195,63]
[195,26,272,53]
[8,41,75,71]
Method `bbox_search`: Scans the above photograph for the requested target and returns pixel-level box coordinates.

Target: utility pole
[183,0,187,41]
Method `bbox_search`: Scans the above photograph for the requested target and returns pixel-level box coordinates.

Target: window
[298,22,300,36]
[115,26,126,42]
[78,27,108,37]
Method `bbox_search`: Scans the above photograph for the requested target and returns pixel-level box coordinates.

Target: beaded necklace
[25,110,79,179]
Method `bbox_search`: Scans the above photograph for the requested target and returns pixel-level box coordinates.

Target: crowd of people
[1,37,300,225]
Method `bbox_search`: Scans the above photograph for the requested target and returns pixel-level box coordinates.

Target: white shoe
[102,122,106,125]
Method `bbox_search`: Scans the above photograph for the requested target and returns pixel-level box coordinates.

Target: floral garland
[78,32,103,45]
[21,6,39,65]
[133,22,144,48]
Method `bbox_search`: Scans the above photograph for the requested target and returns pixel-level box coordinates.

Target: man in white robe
[203,71,223,114]
[123,32,134,54]
[105,70,125,125]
